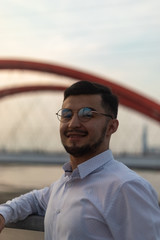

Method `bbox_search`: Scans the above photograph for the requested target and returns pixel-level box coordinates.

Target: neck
[69,147,109,170]
[70,155,88,170]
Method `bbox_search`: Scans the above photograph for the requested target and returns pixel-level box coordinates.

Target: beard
[62,124,108,158]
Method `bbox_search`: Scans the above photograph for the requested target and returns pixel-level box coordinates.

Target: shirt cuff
[0,205,14,224]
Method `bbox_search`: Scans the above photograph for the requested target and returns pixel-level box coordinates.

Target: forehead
[62,94,104,110]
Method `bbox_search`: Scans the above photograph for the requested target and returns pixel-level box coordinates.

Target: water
[0,163,160,204]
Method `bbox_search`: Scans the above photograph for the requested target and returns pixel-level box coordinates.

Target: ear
[107,119,119,136]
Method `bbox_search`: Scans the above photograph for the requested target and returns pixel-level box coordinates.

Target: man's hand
[0,214,5,233]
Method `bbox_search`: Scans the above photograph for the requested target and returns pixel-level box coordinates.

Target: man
[0,80,160,239]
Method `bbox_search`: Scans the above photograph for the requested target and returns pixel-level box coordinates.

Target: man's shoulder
[98,159,146,188]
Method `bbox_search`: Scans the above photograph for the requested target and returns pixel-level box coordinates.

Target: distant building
[142,125,148,155]
[142,125,160,155]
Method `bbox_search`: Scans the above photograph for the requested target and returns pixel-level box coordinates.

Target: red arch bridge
[0,59,159,123]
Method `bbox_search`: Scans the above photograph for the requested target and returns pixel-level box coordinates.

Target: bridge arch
[0,59,159,123]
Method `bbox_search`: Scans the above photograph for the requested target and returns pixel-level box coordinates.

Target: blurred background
[0,0,160,203]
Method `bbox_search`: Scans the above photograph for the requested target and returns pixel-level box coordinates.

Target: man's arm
[0,186,51,231]
[106,179,160,240]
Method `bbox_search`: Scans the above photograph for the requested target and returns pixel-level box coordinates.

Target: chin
[63,144,93,158]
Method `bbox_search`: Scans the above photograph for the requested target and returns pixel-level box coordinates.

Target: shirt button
[68,183,72,187]
[56,209,61,214]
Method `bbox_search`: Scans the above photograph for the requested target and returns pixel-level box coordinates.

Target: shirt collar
[63,150,113,179]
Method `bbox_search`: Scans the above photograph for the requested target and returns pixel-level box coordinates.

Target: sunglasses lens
[60,109,72,121]
[78,107,93,120]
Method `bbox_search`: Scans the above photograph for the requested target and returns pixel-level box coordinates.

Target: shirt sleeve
[0,185,52,224]
[106,178,160,240]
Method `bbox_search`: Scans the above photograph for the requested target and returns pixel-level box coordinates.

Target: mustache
[64,129,88,135]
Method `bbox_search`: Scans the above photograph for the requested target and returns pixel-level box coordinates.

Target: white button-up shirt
[1,150,160,239]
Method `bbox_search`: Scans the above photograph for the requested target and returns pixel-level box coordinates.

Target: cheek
[87,124,101,138]
[59,123,65,137]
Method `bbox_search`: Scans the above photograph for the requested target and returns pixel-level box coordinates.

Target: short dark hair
[64,81,118,118]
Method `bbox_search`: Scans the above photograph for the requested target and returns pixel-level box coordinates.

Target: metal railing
[6,215,44,232]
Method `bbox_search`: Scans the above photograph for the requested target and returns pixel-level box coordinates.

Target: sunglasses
[56,107,113,122]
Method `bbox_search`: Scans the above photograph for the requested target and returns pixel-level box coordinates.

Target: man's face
[59,94,114,159]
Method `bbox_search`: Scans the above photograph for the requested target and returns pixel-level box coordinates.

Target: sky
[0,0,160,154]
[0,0,160,101]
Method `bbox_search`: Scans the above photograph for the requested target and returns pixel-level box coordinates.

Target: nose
[68,113,81,128]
